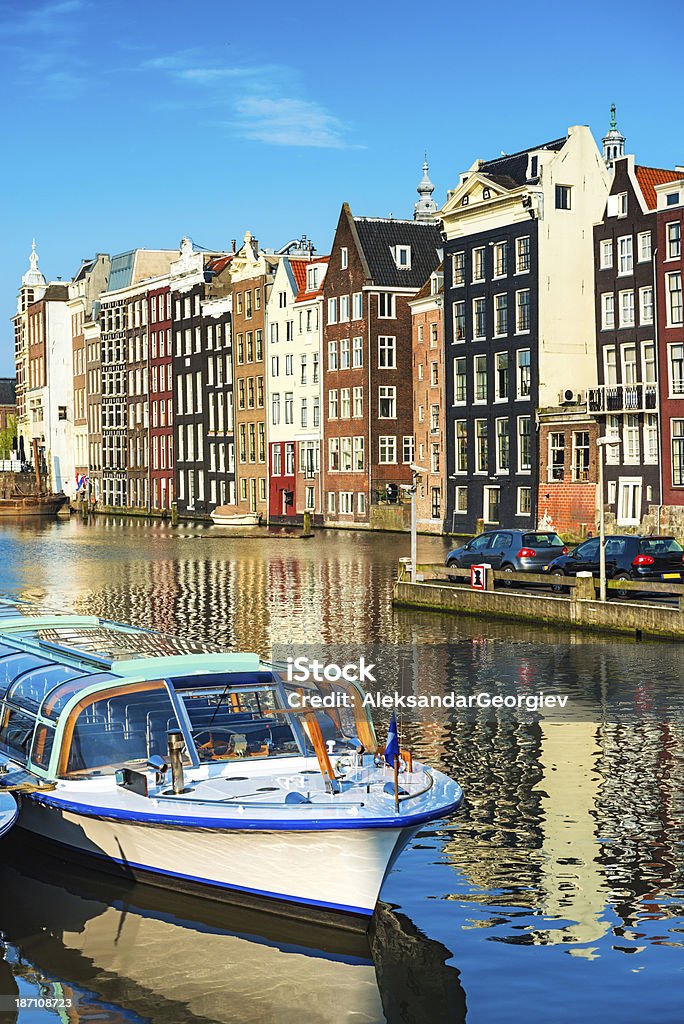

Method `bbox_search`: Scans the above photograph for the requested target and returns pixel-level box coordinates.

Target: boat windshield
[61,682,184,778]
[177,675,377,761]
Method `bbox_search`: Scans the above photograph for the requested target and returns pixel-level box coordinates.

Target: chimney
[231,239,236,253]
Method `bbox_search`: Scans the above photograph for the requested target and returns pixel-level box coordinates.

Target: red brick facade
[537,417,599,539]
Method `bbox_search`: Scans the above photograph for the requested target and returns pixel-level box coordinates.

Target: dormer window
[528,155,538,180]
[307,266,319,291]
[667,192,681,207]
[394,245,411,269]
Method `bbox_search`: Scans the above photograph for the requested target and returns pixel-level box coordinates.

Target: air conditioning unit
[559,388,583,405]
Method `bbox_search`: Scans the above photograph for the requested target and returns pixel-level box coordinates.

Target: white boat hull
[17,794,413,921]
[210,508,261,527]
[0,792,17,838]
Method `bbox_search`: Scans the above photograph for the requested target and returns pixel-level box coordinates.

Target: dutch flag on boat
[76,473,89,492]
[384,712,400,767]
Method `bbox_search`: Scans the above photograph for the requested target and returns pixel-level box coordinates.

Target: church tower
[602,104,626,169]
[414,158,438,222]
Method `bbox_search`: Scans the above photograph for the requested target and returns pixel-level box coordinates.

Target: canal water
[1,516,683,1024]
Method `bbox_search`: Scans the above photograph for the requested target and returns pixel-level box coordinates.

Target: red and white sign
[470,564,489,591]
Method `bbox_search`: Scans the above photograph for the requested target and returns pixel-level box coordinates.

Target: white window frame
[599,239,613,270]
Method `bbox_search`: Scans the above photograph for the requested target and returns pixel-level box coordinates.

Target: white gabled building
[266,250,328,522]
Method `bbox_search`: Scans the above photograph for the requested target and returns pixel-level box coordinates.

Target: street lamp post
[402,464,427,580]
[596,435,622,602]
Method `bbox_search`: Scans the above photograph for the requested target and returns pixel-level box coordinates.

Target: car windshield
[639,538,683,555]
[523,533,565,547]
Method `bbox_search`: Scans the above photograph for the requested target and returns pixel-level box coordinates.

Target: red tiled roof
[207,254,233,273]
[635,166,684,210]
[294,256,330,303]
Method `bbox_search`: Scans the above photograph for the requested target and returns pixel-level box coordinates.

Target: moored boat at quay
[0,598,463,928]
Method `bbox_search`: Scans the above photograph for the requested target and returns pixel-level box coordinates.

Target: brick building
[322,203,442,527]
[537,410,599,540]
[148,283,173,512]
[409,264,445,532]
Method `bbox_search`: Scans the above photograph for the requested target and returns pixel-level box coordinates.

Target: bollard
[171,501,178,526]
[302,511,313,537]
[398,557,412,583]
[166,729,189,794]
[574,571,595,602]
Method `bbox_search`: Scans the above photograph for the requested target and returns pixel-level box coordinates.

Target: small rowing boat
[210,507,261,527]
[0,598,463,928]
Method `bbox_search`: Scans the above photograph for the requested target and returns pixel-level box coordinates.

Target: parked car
[547,535,684,593]
[446,530,568,577]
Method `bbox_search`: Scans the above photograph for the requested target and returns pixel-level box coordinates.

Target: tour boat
[0,790,17,836]
[210,506,261,527]
[0,598,463,927]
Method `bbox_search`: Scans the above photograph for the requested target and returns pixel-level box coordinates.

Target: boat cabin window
[0,651,46,700]
[279,677,378,755]
[179,686,300,761]
[0,707,36,766]
[8,663,82,712]
[62,683,183,778]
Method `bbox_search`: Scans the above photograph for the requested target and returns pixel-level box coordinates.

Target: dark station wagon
[547,535,684,591]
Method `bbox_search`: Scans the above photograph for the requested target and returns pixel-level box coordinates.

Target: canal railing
[393,561,684,640]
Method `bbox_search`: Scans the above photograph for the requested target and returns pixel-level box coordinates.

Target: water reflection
[0,839,465,1024]
[1,517,684,1022]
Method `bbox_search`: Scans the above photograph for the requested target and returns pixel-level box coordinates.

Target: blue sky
[1,0,681,373]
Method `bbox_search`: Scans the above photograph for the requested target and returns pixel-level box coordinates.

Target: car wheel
[550,569,567,594]
[501,564,515,587]
[446,559,460,568]
[612,572,630,598]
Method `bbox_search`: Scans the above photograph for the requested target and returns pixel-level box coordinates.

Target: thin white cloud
[144,51,359,150]
[233,96,355,149]
[0,0,84,37]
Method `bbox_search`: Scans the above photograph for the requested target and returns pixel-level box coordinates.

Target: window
[555,185,571,210]
[379,436,397,463]
[666,192,681,207]
[474,355,487,402]
[395,245,411,269]
[430,443,440,473]
[472,247,485,282]
[572,431,590,481]
[354,436,365,471]
[328,389,338,419]
[339,492,353,514]
[667,222,681,260]
[285,354,293,376]
[378,293,396,318]
[642,341,656,383]
[327,492,336,513]
[515,236,530,274]
[669,343,684,396]
[341,247,348,269]
[353,386,363,417]
[378,386,396,418]
[328,298,338,324]
[402,436,414,464]
[483,486,500,524]
[518,416,531,471]
[340,437,352,471]
[328,438,340,471]
[306,266,319,291]
[455,421,468,473]
[616,192,628,217]
[600,239,613,269]
[644,414,658,464]
[517,487,531,516]
[272,444,282,476]
[621,343,637,385]
[430,404,439,431]
[452,252,465,286]
[638,231,652,262]
[352,337,363,367]
[516,290,530,332]
[453,301,466,342]
[494,294,508,336]
[496,417,509,473]
[473,297,486,339]
[455,485,468,513]
[549,432,565,480]
[493,242,507,278]
[454,357,467,403]
[378,336,396,369]
[340,295,350,323]
[340,338,351,369]
[619,290,635,327]
[639,287,654,325]
[352,292,363,320]
[475,419,488,473]
[667,273,683,325]
[328,340,338,370]
[618,236,633,275]
[604,346,617,386]
[623,414,640,463]
[301,398,308,427]
[672,421,684,485]
[517,349,531,398]
[617,478,642,526]
[430,362,439,388]
[605,415,620,463]
[340,388,351,418]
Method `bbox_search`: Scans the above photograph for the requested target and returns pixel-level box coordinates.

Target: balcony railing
[587,382,658,414]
